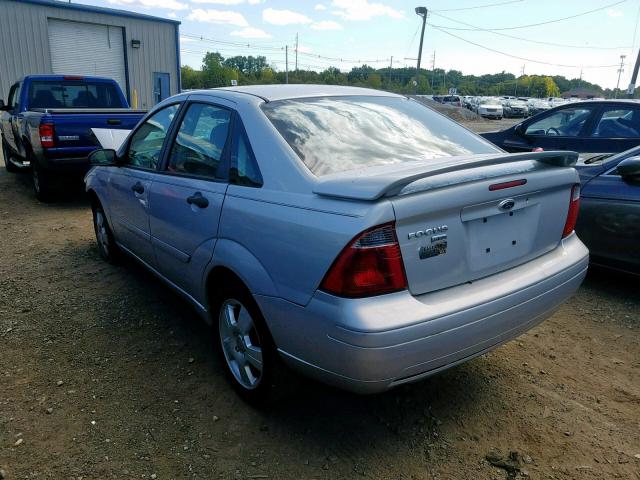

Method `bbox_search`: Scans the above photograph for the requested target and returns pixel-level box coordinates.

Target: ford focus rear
[85,85,588,400]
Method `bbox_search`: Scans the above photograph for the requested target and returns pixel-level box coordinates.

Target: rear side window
[167,103,231,179]
[261,96,498,176]
[28,81,124,109]
[592,107,640,138]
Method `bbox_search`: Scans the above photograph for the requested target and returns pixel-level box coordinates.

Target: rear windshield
[28,81,124,109]
[261,96,499,176]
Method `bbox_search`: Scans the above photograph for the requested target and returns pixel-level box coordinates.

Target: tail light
[562,184,580,238]
[39,124,55,148]
[320,222,408,298]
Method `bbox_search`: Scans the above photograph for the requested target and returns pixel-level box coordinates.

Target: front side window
[525,107,592,137]
[7,83,20,111]
[592,107,640,138]
[167,103,231,179]
[126,104,179,169]
[261,96,499,176]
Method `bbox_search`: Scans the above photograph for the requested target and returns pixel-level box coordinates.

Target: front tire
[2,138,19,173]
[215,282,281,404]
[92,202,120,263]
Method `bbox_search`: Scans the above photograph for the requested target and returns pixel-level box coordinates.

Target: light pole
[415,7,427,72]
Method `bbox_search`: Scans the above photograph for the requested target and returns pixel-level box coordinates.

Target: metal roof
[217,84,402,102]
[9,0,180,25]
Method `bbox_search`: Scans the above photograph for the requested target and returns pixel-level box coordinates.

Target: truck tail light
[320,222,408,298]
[562,184,580,238]
[39,124,55,148]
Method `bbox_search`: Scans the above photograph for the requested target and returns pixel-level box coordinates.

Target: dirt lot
[1,141,639,480]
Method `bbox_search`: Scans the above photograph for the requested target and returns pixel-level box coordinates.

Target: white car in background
[476,97,503,119]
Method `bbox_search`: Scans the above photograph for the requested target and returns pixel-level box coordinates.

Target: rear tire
[1,138,19,173]
[32,161,55,202]
[92,201,120,263]
[213,279,285,405]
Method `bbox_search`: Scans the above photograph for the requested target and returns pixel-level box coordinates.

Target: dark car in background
[575,146,640,274]
[481,100,640,157]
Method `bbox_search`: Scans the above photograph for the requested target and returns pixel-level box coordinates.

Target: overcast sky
[78,0,640,89]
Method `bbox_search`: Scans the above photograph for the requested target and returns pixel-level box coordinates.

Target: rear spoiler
[313,151,578,201]
[30,108,147,114]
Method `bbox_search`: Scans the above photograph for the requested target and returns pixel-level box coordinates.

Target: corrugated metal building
[0,0,181,109]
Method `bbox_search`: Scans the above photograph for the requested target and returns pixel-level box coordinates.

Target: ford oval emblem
[499,199,515,211]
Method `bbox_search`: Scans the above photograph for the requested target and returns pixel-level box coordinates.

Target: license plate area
[462,194,540,272]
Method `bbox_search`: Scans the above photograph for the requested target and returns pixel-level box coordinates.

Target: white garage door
[48,19,127,92]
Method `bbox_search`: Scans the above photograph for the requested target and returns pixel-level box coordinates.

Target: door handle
[186,192,209,208]
[131,182,145,194]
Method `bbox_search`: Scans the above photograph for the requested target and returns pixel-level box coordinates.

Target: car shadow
[5,170,91,208]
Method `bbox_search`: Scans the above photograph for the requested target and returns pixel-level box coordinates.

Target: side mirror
[88,148,118,166]
[514,124,525,135]
[617,156,640,179]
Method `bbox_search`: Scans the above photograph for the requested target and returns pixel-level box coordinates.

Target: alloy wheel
[218,299,263,390]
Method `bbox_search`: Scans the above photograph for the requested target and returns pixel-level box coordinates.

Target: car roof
[216,84,403,102]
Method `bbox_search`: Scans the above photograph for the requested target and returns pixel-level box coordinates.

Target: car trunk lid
[314,151,580,296]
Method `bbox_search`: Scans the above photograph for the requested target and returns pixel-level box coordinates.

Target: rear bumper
[256,234,589,394]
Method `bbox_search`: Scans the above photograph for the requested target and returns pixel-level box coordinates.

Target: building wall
[0,0,180,109]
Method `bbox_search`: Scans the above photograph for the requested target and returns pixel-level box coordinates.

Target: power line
[430,0,627,31]
[433,0,523,12]
[430,25,621,68]
[429,13,633,50]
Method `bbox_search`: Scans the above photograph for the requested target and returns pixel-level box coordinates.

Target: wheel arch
[203,239,279,315]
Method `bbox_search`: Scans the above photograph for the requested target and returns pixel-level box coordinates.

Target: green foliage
[181,51,608,98]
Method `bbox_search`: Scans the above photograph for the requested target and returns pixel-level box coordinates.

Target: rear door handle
[131,182,145,194]
[187,192,209,208]
[107,119,122,125]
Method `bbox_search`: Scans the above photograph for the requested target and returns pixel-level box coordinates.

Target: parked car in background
[475,97,503,119]
[481,100,640,156]
[527,98,551,116]
[0,75,145,200]
[441,95,462,107]
[575,146,640,274]
[502,98,529,118]
[85,85,588,401]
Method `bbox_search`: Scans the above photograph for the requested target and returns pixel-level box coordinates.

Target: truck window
[28,81,124,109]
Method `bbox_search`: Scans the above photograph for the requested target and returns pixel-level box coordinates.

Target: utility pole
[615,54,626,98]
[285,45,289,84]
[627,49,640,98]
[514,64,525,96]
[295,33,298,71]
[415,7,428,72]
[431,51,436,90]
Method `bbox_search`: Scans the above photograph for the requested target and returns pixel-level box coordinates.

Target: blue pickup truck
[0,75,146,200]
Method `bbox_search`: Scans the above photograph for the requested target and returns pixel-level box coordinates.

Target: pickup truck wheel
[216,283,283,404]
[92,203,120,263]
[1,139,18,173]
[32,163,55,202]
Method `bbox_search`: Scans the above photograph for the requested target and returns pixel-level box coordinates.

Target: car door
[1,82,20,152]
[107,103,180,267]
[586,104,640,154]
[509,104,596,152]
[147,98,233,297]
[578,157,640,271]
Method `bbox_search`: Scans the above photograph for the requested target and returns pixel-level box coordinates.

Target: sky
[76,0,640,89]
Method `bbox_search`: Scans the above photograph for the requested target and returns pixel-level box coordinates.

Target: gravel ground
[0,133,639,480]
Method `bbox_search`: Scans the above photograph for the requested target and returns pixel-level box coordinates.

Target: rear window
[261,96,499,176]
[28,81,124,109]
